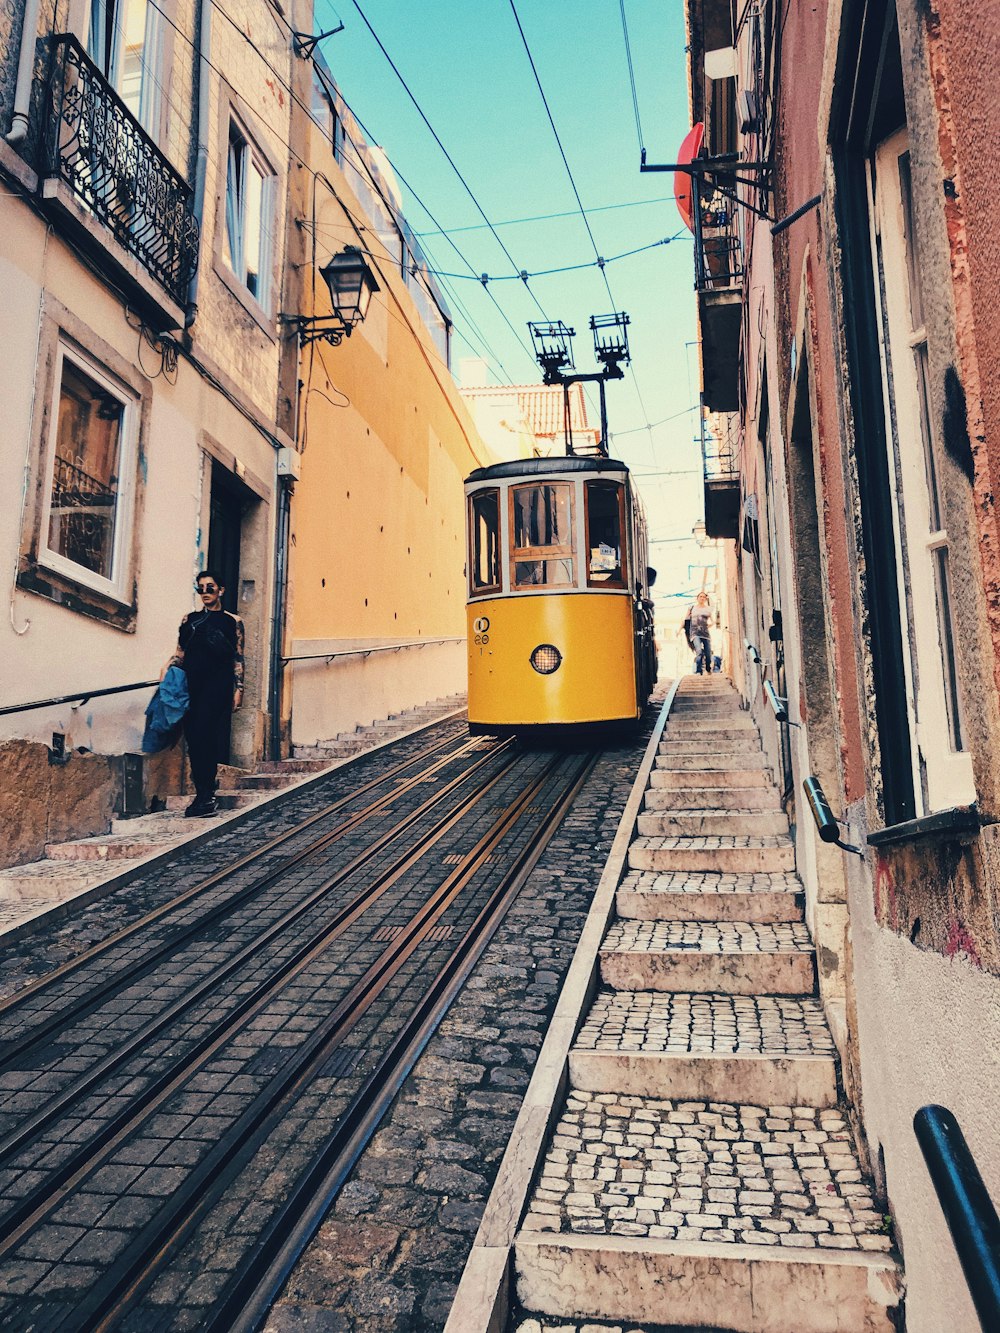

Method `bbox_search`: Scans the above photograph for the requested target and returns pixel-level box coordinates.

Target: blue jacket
[141,666,189,753]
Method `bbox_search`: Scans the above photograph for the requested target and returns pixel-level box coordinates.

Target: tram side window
[470,489,500,593]
[586,481,626,587]
[511,482,575,588]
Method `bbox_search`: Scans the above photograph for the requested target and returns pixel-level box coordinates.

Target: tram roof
[465,456,630,484]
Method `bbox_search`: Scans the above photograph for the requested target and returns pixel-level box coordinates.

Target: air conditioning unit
[739,89,760,133]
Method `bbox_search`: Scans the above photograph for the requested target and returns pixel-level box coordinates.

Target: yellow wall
[285,118,495,737]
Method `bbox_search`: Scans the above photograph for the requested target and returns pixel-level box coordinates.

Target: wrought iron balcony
[701,408,740,540]
[40,35,199,309]
[692,173,743,413]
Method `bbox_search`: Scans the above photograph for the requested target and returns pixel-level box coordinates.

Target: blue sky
[313,0,706,580]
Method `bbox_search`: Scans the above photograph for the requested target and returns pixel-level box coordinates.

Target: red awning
[674,123,705,233]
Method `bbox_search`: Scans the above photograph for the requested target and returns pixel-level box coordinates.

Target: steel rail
[0,726,478,1052]
[219,750,599,1333]
[0,745,526,1259]
[0,741,520,1187]
[42,755,580,1331]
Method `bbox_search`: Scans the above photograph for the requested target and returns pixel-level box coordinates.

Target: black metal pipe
[771,192,822,236]
[915,1105,1000,1331]
[803,774,841,843]
[764,679,788,723]
[0,680,158,718]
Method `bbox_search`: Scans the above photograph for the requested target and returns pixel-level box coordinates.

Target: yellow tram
[464,456,657,735]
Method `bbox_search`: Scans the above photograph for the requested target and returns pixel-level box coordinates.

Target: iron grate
[372,925,404,942]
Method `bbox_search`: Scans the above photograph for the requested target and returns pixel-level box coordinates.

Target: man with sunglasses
[168,570,245,817]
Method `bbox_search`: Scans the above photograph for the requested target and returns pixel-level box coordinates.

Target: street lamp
[281,247,380,346]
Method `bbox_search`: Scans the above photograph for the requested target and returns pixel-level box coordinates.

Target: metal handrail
[915,1105,1000,1330]
[0,680,158,718]
[284,636,466,664]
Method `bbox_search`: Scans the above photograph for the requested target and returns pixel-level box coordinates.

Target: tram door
[207,463,243,762]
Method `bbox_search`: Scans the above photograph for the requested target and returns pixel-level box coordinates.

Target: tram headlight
[529,644,562,675]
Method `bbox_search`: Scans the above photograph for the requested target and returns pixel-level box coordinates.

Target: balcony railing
[692,173,744,293]
[701,408,740,540]
[41,35,199,307]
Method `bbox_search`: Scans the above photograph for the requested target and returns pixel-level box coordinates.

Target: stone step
[616,870,803,924]
[516,1092,899,1332]
[637,811,788,837]
[628,837,795,875]
[599,921,816,995]
[235,772,300,790]
[668,714,754,731]
[254,758,332,774]
[658,738,761,757]
[644,787,782,812]
[650,769,771,790]
[164,790,258,812]
[111,813,235,835]
[570,992,838,1106]
[654,752,768,772]
[43,830,191,861]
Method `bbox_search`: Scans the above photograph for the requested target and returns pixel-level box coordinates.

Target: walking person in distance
[686,590,716,676]
[169,569,245,817]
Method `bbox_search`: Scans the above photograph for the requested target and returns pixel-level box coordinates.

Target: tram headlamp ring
[530,644,562,675]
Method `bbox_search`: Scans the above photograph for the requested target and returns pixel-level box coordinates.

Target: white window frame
[39,340,139,605]
[870,127,974,813]
[223,116,276,314]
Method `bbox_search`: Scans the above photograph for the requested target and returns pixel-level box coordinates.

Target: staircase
[512,676,903,1332]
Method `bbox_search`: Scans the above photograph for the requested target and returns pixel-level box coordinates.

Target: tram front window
[470,488,500,592]
[511,482,575,588]
[586,481,626,586]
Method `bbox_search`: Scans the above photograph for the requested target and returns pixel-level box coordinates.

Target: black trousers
[184,672,232,799]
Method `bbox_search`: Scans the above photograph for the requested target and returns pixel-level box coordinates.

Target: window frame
[221,113,277,317]
[468,486,501,596]
[869,129,973,811]
[508,479,577,592]
[584,479,628,589]
[37,339,139,606]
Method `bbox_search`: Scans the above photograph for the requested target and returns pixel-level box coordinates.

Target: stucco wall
[285,116,493,745]
[845,826,1000,1333]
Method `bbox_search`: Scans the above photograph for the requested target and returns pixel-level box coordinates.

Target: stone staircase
[511,676,903,1332]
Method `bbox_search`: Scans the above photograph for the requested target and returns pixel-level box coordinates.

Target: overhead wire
[618,0,645,160]
[506,0,656,443]
[416,194,680,236]
[346,0,550,320]
[142,0,536,378]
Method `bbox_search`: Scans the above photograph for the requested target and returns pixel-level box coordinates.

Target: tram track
[0,740,598,1332]
[0,726,487,1059]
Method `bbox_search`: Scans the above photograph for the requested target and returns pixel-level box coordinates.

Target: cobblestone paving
[523,1091,891,1250]
[619,870,801,896]
[575,992,836,1056]
[263,698,666,1333]
[603,921,814,953]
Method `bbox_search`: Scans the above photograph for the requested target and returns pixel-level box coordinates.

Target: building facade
[0,0,491,865]
[683,0,1000,1326]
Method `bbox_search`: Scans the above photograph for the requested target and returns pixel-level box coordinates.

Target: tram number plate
[473,615,490,649]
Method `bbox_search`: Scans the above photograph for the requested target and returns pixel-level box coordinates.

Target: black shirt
[177,610,245,688]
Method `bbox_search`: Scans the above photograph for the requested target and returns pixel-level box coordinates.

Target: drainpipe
[6,0,43,145]
[268,468,293,761]
[185,0,212,327]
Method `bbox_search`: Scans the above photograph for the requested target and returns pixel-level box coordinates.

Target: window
[586,481,626,586]
[870,129,973,810]
[87,0,163,132]
[469,489,500,593]
[510,482,575,589]
[41,344,136,599]
[223,121,273,310]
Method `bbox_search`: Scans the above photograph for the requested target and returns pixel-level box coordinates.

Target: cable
[346,0,549,319]
[299,222,685,283]
[506,0,656,443]
[416,195,679,236]
[619,0,645,159]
